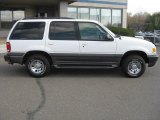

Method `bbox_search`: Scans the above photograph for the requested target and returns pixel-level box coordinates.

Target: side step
[54,64,118,69]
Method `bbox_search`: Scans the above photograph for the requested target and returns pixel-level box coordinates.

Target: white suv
[4,18,158,78]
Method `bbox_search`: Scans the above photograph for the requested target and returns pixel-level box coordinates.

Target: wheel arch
[22,51,53,65]
[120,50,149,66]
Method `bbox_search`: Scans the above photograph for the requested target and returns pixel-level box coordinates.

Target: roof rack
[23,17,74,20]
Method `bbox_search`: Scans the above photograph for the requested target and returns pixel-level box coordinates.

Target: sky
[128,0,160,14]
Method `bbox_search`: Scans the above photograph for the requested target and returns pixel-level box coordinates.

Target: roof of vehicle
[18,17,99,23]
[23,17,74,20]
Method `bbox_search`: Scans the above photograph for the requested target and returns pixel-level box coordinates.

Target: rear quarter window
[9,22,45,40]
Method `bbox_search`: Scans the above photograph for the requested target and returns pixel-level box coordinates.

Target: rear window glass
[10,22,45,40]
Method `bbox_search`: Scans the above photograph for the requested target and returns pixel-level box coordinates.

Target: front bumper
[148,55,159,67]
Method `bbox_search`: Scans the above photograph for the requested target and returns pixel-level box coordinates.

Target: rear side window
[49,22,77,40]
[10,22,45,40]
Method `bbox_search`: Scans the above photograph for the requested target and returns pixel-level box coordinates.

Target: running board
[54,64,118,69]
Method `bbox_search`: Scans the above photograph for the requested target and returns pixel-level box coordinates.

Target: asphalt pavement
[0,53,160,120]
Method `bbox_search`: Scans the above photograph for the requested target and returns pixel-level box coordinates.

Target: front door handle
[82,43,88,46]
[82,43,88,48]
[48,43,54,45]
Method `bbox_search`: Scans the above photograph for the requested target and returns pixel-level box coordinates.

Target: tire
[25,54,51,77]
[121,55,146,78]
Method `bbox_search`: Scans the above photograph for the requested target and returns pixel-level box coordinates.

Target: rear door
[46,21,80,65]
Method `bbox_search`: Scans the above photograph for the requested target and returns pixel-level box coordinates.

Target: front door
[78,22,117,66]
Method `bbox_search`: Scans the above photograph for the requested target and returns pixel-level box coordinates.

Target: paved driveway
[0,50,160,120]
[0,44,5,53]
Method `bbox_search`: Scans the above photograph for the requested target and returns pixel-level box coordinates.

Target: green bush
[107,26,135,37]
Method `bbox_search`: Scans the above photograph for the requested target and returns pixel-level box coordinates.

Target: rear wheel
[25,54,50,77]
[121,55,146,78]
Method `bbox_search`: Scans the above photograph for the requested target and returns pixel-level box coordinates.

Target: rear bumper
[4,54,11,64]
[148,55,159,67]
[4,53,24,64]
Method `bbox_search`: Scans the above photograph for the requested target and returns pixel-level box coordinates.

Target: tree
[128,12,160,31]
[127,12,150,31]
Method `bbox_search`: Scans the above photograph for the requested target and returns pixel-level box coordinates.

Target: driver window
[78,22,113,41]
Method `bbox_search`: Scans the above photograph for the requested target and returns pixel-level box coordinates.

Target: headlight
[152,48,156,53]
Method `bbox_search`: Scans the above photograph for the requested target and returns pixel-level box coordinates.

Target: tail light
[6,42,11,53]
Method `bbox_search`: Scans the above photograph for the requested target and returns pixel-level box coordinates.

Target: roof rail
[23,17,74,20]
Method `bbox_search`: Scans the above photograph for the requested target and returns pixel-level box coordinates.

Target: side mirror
[98,32,114,41]
[104,34,114,41]
[115,34,121,40]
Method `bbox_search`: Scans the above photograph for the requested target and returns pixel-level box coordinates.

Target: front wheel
[26,54,51,77]
[121,55,146,78]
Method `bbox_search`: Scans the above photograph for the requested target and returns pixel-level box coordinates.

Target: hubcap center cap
[29,60,46,74]
[132,64,137,69]
[128,60,142,75]
[35,63,42,69]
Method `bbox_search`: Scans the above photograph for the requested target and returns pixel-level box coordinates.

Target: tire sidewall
[122,55,146,78]
[26,55,50,77]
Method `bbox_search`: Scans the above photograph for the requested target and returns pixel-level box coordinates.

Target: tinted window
[78,22,111,41]
[49,22,77,40]
[10,22,45,40]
